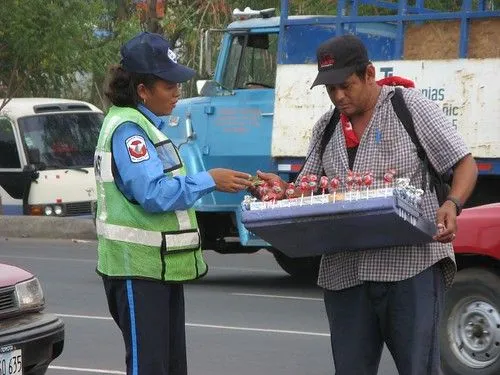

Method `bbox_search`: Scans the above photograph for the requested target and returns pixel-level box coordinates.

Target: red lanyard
[340,76,415,148]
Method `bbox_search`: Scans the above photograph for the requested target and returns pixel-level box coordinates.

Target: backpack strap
[391,87,443,193]
[320,108,340,160]
[391,88,426,161]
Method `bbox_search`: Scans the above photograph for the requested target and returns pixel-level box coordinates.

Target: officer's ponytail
[104,65,160,108]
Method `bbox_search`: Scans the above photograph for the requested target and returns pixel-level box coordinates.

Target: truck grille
[0,287,16,313]
[65,201,92,216]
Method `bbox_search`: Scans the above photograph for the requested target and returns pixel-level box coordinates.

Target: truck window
[17,112,104,169]
[222,33,278,90]
[0,117,21,168]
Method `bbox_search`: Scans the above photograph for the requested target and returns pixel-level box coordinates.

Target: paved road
[0,238,399,375]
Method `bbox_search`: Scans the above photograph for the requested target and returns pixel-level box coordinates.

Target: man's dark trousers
[103,278,187,375]
[324,263,445,375]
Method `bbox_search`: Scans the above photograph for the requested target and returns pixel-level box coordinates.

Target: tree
[157,0,342,96]
[0,0,140,110]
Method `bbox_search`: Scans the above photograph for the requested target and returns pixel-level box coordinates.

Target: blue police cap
[120,32,195,83]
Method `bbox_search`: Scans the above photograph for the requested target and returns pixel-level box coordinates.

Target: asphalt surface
[0,238,399,375]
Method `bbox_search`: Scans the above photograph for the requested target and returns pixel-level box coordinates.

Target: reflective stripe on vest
[96,221,200,249]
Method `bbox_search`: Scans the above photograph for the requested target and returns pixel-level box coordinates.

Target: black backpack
[301,87,450,204]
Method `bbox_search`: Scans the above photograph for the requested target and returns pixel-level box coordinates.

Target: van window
[18,112,103,169]
[0,117,21,168]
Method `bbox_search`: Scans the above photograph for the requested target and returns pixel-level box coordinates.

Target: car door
[0,116,29,214]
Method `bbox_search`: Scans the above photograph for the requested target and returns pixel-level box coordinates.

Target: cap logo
[319,55,335,69]
[167,48,177,63]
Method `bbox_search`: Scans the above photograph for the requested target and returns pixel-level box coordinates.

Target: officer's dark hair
[104,65,161,107]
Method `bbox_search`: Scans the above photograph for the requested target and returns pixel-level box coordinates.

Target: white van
[0,98,103,216]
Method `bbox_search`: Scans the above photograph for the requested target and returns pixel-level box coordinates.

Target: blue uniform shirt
[111,104,215,213]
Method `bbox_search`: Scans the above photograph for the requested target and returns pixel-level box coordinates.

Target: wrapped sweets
[330,176,340,203]
[363,171,374,198]
[319,176,329,195]
[345,170,355,200]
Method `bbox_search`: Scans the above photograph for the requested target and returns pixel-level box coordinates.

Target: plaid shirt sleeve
[404,89,470,174]
[296,109,336,182]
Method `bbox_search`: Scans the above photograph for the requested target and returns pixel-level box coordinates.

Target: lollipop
[264,192,276,205]
[345,170,355,200]
[308,174,318,187]
[383,168,396,197]
[308,174,318,203]
[319,176,329,195]
[285,183,295,207]
[258,183,270,202]
[299,180,309,206]
[362,171,374,199]
[257,184,268,200]
[330,176,340,203]
[272,181,283,195]
[271,181,282,205]
[354,172,363,200]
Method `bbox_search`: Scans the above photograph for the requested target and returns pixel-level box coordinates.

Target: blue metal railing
[279,0,499,58]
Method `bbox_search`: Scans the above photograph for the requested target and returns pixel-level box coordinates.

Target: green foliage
[2,0,495,107]
[0,0,141,109]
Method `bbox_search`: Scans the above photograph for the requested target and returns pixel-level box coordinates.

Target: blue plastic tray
[241,197,436,258]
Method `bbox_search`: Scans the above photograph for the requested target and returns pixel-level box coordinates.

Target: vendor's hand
[433,200,458,243]
[208,168,253,193]
[248,170,287,200]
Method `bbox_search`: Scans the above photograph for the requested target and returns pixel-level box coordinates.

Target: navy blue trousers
[103,278,187,375]
[324,263,445,375]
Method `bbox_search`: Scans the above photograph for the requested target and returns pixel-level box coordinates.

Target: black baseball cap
[311,35,370,88]
[120,32,196,83]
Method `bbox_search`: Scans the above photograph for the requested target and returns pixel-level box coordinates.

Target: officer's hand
[248,170,287,200]
[208,168,253,193]
[433,200,457,243]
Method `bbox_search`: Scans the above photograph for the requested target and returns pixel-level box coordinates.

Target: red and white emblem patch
[126,135,150,163]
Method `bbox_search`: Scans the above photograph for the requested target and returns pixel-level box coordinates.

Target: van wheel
[272,250,320,282]
[440,268,500,375]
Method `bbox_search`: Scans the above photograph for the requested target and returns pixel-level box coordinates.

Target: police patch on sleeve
[126,135,150,163]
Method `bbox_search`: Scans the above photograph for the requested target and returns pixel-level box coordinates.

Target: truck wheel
[272,250,320,282]
[440,268,500,375]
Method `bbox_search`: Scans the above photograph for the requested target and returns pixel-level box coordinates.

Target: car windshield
[18,112,103,169]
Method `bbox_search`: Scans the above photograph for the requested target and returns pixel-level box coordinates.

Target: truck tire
[272,250,320,282]
[440,268,500,375]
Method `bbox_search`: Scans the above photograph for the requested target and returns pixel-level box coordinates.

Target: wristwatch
[446,196,463,216]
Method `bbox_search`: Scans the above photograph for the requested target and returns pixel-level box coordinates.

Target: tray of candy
[241,195,436,258]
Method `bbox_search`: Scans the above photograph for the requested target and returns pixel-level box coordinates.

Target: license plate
[0,349,22,375]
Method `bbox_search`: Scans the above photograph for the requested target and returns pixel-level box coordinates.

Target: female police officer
[94,32,253,375]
